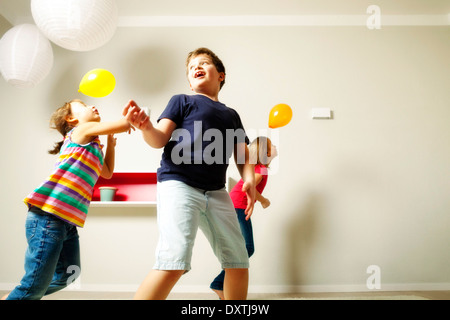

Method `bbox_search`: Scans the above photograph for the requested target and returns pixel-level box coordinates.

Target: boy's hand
[242,180,256,220]
[123,100,150,131]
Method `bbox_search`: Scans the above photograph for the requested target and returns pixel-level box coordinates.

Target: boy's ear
[219,72,225,82]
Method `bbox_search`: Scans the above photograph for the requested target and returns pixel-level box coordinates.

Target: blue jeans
[210,208,254,291]
[7,207,80,300]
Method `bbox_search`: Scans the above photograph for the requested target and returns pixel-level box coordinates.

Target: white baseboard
[2,282,450,293]
[248,283,450,293]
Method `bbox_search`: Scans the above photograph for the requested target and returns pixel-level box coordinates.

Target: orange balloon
[269,104,292,128]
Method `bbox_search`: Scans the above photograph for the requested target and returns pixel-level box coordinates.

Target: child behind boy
[124,48,255,300]
[210,136,278,299]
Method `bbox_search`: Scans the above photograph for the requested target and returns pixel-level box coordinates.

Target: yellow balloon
[269,103,293,128]
[79,69,115,98]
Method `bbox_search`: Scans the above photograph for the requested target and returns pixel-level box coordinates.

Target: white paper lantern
[31,0,118,52]
[0,24,54,88]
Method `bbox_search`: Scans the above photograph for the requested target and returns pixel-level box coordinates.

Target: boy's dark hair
[186,47,226,89]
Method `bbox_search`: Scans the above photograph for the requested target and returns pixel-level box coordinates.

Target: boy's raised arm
[123,101,176,149]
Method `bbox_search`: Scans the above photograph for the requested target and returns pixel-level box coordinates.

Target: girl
[3,99,134,300]
[210,136,278,300]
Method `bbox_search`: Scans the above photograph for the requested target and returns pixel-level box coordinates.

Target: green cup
[99,187,118,201]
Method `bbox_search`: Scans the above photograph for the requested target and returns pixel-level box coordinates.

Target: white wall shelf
[90,201,156,208]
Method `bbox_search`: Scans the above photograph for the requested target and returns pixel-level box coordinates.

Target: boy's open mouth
[194,71,206,79]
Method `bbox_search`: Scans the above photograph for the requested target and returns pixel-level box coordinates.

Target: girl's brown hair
[48,99,80,154]
[249,136,272,167]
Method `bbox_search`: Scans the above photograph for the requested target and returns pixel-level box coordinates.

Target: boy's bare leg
[223,268,248,300]
[134,270,184,300]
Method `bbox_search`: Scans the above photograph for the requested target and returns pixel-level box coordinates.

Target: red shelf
[92,172,157,202]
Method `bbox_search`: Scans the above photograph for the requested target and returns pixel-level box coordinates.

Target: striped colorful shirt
[24,129,104,227]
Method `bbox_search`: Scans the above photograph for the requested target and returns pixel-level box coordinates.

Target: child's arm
[254,173,270,208]
[71,119,131,145]
[100,134,116,179]
[255,191,270,208]
[235,142,256,220]
[71,100,136,145]
[123,102,176,149]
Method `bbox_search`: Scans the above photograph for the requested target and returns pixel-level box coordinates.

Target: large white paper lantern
[0,24,54,88]
[31,0,118,52]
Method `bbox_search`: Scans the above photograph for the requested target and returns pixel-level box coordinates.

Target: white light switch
[311,108,331,119]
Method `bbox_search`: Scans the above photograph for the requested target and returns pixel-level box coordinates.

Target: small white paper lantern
[31,0,118,52]
[0,24,54,88]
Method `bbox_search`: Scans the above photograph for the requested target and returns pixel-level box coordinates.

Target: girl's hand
[261,197,271,209]
[107,134,117,148]
[127,124,136,134]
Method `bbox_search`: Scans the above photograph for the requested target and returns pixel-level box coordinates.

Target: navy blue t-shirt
[157,94,249,190]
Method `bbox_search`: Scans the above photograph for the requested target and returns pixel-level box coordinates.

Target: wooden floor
[2,290,449,300]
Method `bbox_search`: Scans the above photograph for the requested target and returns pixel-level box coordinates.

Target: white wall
[1,24,449,293]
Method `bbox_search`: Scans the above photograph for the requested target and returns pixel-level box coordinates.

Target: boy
[124,48,255,300]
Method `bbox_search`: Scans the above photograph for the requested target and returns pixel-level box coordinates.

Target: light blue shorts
[154,180,249,271]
